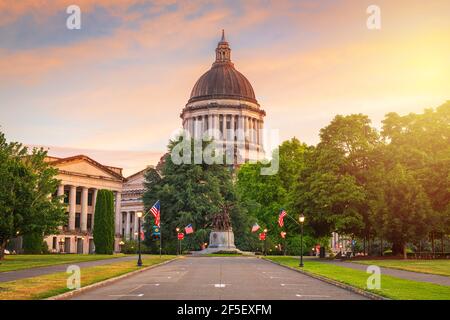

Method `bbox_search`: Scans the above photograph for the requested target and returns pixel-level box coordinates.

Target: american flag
[149,200,160,227]
[278,209,287,227]
[185,224,194,234]
[251,223,260,233]
[280,231,287,239]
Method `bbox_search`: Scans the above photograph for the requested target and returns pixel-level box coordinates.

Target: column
[208,114,213,137]
[134,213,139,240]
[259,120,264,147]
[80,187,88,232]
[69,186,76,231]
[255,119,260,145]
[92,189,98,230]
[230,115,235,141]
[115,192,122,235]
[222,115,227,142]
[244,116,249,142]
[125,211,130,240]
[214,114,220,139]
[57,184,64,200]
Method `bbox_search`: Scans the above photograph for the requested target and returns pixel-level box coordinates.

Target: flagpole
[159,215,162,258]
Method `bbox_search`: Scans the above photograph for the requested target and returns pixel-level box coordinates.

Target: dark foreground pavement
[0,256,136,283]
[71,256,368,300]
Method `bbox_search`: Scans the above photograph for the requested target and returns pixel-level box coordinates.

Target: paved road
[71,257,368,300]
[0,256,136,283]
[319,260,450,286]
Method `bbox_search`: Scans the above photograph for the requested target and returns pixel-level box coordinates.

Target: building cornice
[180,103,266,119]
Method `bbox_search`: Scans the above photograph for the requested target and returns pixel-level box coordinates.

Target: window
[52,237,57,250]
[88,193,93,206]
[76,191,81,205]
[75,213,80,229]
[64,191,69,204]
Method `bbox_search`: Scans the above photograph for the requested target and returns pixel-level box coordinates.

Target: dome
[188,30,257,104]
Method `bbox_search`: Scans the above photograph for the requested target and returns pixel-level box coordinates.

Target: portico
[44,155,124,254]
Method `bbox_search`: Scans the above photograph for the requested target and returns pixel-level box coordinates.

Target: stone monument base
[194,230,243,254]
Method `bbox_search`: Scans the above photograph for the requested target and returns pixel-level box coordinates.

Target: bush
[120,240,149,254]
[41,241,50,254]
[22,232,43,254]
[93,190,115,254]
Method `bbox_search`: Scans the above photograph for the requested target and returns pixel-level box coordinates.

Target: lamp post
[176,227,180,255]
[263,228,268,256]
[299,214,305,267]
[136,211,143,267]
[119,241,124,253]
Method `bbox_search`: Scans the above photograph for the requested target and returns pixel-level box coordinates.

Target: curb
[45,257,181,300]
[261,257,389,300]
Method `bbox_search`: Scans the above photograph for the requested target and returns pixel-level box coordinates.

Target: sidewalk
[0,256,136,283]
[318,260,450,286]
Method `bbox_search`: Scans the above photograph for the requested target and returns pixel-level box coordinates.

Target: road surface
[71,256,368,300]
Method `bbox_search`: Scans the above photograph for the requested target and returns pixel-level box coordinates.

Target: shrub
[22,232,43,254]
[93,189,115,254]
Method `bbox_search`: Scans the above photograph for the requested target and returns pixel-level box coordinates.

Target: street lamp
[59,238,65,253]
[176,227,180,255]
[136,211,143,267]
[299,214,305,267]
[263,228,268,256]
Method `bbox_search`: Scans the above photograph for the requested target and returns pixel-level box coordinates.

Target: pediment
[51,156,123,181]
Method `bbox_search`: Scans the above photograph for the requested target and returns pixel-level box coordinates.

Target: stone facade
[41,155,149,254]
[120,167,153,241]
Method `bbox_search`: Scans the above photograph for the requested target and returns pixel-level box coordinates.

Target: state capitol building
[11,31,268,254]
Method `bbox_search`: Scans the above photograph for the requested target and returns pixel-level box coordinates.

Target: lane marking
[109,294,144,297]
[295,294,330,298]
[214,284,226,288]
[281,283,306,287]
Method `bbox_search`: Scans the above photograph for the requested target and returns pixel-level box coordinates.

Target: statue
[211,203,233,231]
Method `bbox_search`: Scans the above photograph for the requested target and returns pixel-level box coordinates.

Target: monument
[200,203,242,254]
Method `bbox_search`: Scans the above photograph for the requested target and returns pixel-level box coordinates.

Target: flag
[149,200,161,227]
[185,224,194,234]
[280,231,286,239]
[278,209,287,227]
[251,223,260,233]
[140,231,145,241]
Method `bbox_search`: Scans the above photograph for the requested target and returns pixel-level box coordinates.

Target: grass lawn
[352,260,450,277]
[265,256,450,300]
[0,254,127,273]
[0,255,176,300]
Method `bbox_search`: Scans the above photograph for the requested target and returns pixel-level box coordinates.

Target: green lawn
[0,254,127,273]
[0,255,177,300]
[352,260,450,277]
[265,256,450,300]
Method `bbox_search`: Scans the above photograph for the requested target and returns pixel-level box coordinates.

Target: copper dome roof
[188,31,257,104]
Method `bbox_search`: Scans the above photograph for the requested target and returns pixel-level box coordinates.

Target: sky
[1,0,449,176]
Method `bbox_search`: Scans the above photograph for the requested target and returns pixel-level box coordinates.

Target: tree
[372,164,433,258]
[0,131,66,260]
[237,138,313,252]
[142,137,248,252]
[382,102,450,241]
[293,114,379,239]
[93,189,115,254]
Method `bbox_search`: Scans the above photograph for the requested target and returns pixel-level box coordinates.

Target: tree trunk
[431,232,435,258]
[380,237,383,256]
[392,241,404,256]
[363,237,366,256]
[403,244,407,260]
[0,240,7,261]
[442,234,445,255]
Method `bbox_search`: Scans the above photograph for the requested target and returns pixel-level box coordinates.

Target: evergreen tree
[93,189,115,254]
